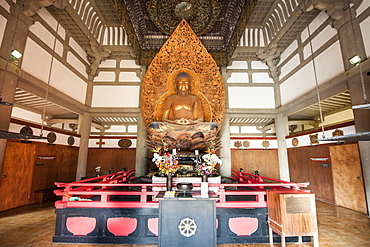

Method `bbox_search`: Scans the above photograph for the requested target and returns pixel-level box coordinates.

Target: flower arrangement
[194,146,222,176]
[152,144,179,176]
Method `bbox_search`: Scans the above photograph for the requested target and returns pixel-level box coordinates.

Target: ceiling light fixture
[10,49,22,59]
[348,54,361,65]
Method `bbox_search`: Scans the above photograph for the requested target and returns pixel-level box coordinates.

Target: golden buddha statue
[148,72,218,151]
[162,72,204,125]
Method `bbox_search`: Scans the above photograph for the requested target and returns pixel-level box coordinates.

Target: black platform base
[53,206,312,244]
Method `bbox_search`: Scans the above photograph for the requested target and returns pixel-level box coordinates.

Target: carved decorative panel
[146,0,221,36]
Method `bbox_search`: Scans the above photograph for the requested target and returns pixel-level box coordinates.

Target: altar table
[155,191,218,247]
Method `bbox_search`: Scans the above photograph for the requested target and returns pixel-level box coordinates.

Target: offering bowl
[176,182,193,197]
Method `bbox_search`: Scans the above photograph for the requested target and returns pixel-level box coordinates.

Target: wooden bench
[35,188,58,203]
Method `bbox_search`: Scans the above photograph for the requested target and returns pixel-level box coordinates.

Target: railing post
[141,185,147,203]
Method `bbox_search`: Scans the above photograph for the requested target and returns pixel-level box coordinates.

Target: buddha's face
[176,77,191,94]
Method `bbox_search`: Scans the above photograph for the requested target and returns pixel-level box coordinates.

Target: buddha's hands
[173,118,196,125]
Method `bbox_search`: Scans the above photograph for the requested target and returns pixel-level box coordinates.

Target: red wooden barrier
[54,169,309,209]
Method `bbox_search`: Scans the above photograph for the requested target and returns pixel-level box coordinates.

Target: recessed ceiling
[110,0,258,66]
[230,117,274,126]
[92,116,138,125]
[288,91,352,120]
[13,88,79,119]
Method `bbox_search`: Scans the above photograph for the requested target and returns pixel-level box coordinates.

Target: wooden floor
[0,200,369,247]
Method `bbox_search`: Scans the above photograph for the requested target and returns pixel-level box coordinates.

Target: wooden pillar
[76,112,91,180]
[0,2,32,174]
[219,67,231,177]
[219,112,231,177]
[0,73,18,175]
[275,113,290,181]
[135,66,148,177]
[135,113,148,177]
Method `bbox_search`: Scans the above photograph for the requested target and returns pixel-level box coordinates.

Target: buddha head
[176,72,191,94]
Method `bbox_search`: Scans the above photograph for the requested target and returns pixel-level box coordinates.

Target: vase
[166,175,173,191]
[202,174,208,182]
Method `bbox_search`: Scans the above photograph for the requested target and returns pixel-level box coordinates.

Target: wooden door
[0,141,35,211]
[288,148,309,183]
[330,144,367,213]
[307,145,335,204]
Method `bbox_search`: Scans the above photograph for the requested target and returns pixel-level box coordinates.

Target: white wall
[360,15,370,59]
[50,59,87,103]
[280,62,316,104]
[91,86,140,107]
[228,87,275,108]
[279,13,344,105]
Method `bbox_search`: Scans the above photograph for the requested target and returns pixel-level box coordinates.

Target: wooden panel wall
[288,145,335,204]
[330,144,367,213]
[55,146,78,182]
[86,148,136,177]
[0,141,36,211]
[231,149,280,179]
[0,140,79,211]
[32,145,79,190]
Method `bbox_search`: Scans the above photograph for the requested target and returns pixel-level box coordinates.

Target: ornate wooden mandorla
[141,19,226,152]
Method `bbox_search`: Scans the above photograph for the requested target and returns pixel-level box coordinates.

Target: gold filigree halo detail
[140,19,226,131]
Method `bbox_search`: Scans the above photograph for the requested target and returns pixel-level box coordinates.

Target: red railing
[231,169,310,190]
[215,183,309,208]
[54,170,309,209]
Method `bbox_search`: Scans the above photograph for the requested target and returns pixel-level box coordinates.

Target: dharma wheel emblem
[178,217,197,237]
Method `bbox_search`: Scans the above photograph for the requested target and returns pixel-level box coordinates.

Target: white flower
[152,153,164,162]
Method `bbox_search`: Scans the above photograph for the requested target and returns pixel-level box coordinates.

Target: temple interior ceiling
[11,0,355,132]
[44,0,320,66]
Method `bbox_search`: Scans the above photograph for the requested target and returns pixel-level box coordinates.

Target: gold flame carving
[140,19,226,131]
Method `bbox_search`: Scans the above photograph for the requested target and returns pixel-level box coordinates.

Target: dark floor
[0,200,369,247]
